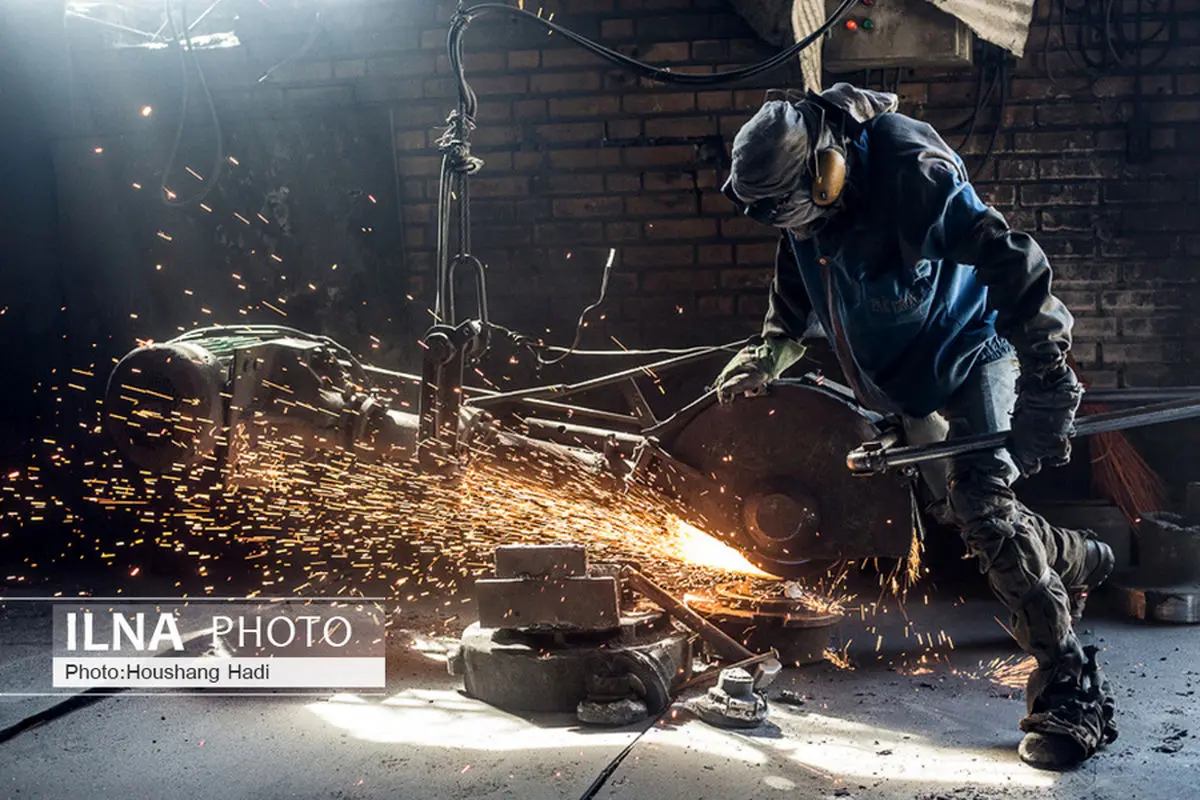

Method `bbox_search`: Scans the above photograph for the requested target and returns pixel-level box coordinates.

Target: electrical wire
[531,248,616,367]
[160,0,225,207]
[970,56,1008,182]
[448,0,858,120]
[256,7,324,83]
[1044,0,1175,94]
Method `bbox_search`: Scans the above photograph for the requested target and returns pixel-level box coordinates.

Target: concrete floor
[1,581,1196,800]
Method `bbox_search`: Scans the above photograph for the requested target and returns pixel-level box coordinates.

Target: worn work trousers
[903,355,1091,671]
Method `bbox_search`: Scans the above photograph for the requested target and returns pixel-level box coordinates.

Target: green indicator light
[862,17,874,30]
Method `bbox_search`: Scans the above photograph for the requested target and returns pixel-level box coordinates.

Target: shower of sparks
[958,654,1037,691]
[1,381,793,601]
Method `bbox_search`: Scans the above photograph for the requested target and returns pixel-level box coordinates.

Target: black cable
[576,707,673,800]
[160,0,224,207]
[533,249,616,367]
[256,7,324,83]
[971,58,1007,182]
[955,47,999,150]
[448,0,858,119]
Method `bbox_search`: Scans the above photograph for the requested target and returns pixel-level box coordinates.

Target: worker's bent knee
[948,469,1017,528]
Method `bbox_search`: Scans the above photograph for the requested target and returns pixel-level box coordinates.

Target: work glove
[1009,362,1084,477]
[714,336,806,405]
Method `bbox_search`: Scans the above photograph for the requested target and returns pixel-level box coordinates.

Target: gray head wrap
[727,83,899,233]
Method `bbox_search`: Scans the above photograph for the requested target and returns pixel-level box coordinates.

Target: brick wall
[381,0,1200,390]
[53,0,1200,388]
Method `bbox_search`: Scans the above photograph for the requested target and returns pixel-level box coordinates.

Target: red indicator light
[845,19,858,31]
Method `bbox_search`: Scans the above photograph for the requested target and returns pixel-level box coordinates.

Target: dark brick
[1121,207,1198,232]
[625,194,697,216]
[531,72,603,94]
[645,117,719,138]
[696,244,733,264]
[600,19,634,39]
[534,222,604,245]
[541,48,603,69]
[534,174,606,194]
[507,50,541,70]
[469,74,529,95]
[698,295,736,315]
[1104,341,1184,363]
[473,177,531,198]
[622,145,698,168]
[548,96,621,117]
[1038,157,1120,179]
[645,219,717,239]
[1122,317,1183,338]
[605,174,641,192]
[605,221,643,242]
[720,269,772,288]
[1103,182,1193,204]
[369,53,437,77]
[534,122,604,143]
[1101,290,1185,312]
[643,171,695,191]
[1019,184,1100,207]
[1040,209,1101,232]
[1013,130,1096,153]
[548,149,621,169]
[641,270,717,291]
[620,246,694,267]
[622,93,696,114]
[552,197,624,217]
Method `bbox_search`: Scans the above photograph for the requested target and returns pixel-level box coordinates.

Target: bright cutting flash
[666,518,775,578]
[141,106,153,117]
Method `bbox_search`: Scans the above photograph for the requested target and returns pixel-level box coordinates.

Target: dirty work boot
[1019,646,1117,770]
[1065,539,1115,623]
[1019,731,1086,770]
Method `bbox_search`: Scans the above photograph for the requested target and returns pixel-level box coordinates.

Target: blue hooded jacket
[757,111,1072,418]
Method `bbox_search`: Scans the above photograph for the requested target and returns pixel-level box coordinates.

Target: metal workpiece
[687,667,769,729]
[455,615,692,717]
[846,395,1200,475]
[1109,509,1200,624]
[622,567,782,690]
[686,580,843,666]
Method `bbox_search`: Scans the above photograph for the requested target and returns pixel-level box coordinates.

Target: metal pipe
[848,395,1200,474]
[469,347,729,407]
[622,567,781,688]
[361,364,640,426]
[1084,388,1200,404]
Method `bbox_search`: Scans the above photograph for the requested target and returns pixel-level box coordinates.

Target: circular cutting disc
[660,383,913,577]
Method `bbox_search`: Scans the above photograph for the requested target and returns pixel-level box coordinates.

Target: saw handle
[846,395,1200,475]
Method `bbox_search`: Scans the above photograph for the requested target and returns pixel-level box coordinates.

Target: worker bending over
[716,83,1116,770]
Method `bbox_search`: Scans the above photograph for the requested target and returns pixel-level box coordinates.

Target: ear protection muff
[801,92,851,208]
[812,147,846,207]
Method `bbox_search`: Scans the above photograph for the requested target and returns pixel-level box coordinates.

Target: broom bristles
[1067,353,1166,527]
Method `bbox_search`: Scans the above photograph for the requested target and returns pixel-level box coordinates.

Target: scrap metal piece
[657,382,912,573]
[494,543,587,579]
[1112,586,1200,624]
[688,667,769,729]
[457,615,692,714]
[622,567,782,690]
[687,580,843,666]
[578,697,648,726]
[475,575,620,631]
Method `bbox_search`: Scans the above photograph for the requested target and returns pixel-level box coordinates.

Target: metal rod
[1084,388,1200,404]
[361,364,640,425]
[469,347,730,407]
[848,395,1200,474]
[622,567,753,664]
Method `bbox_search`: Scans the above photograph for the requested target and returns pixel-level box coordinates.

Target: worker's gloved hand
[715,337,806,405]
[1009,363,1083,477]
